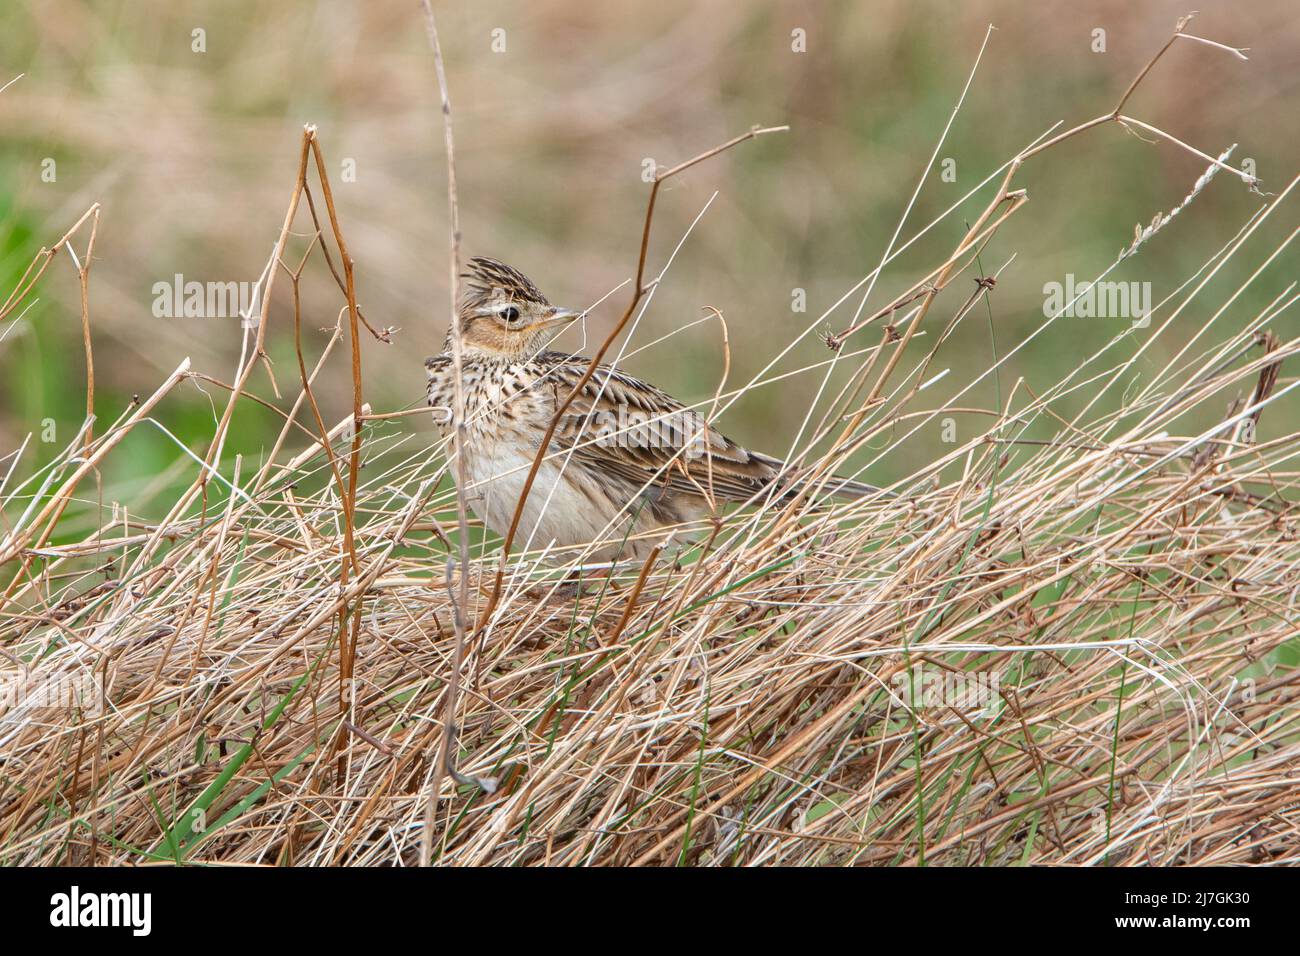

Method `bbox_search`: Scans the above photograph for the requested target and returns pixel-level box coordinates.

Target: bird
[425,256,882,563]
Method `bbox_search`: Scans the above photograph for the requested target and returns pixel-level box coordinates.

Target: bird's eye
[499,306,521,323]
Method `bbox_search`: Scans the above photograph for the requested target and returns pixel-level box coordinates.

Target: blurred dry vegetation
[3,0,1298,497]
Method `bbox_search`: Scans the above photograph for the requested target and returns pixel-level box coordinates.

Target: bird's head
[447,257,581,361]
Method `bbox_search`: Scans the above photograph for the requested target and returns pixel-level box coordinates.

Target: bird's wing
[539,353,782,504]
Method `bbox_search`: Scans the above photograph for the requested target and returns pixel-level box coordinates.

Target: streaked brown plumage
[426,257,879,562]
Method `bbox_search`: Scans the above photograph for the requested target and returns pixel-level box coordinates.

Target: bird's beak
[532,307,583,332]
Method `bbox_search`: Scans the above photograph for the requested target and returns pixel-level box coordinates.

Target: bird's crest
[459,257,550,314]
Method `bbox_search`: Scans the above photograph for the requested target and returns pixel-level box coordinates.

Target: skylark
[425,257,880,562]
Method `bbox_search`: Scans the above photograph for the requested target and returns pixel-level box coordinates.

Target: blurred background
[2,0,1297,507]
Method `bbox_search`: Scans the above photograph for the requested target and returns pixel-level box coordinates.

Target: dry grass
[1,14,1298,866]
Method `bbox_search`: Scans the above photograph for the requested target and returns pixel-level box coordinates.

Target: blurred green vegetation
[1,0,1297,531]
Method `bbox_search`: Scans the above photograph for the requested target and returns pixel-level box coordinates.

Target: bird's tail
[752,453,893,502]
